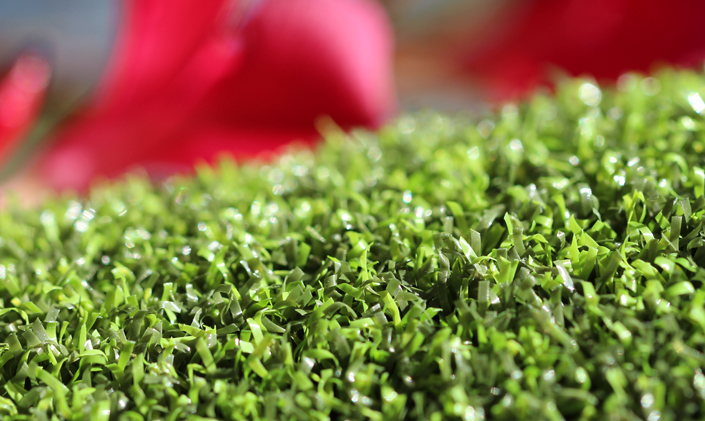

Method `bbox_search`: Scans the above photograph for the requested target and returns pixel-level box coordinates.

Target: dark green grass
[2,70,705,420]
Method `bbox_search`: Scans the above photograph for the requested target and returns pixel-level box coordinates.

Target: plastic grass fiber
[4,70,705,420]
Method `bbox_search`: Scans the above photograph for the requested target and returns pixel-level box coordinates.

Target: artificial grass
[2,70,705,421]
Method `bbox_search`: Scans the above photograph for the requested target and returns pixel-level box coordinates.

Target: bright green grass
[3,69,705,420]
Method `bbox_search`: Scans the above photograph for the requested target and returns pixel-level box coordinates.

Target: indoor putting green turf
[2,70,705,420]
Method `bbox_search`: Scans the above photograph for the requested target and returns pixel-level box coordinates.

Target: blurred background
[0,0,704,198]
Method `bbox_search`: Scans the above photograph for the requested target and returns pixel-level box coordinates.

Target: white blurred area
[383,0,515,112]
[0,1,119,107]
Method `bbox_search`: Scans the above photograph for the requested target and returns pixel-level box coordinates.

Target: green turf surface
[2,69,705,420]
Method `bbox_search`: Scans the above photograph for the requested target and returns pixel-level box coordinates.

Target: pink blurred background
[1,0,704,200]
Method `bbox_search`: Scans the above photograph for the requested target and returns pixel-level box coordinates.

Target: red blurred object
[462,0,705,100]
[0,55,49,163]
[36,0,395,190]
